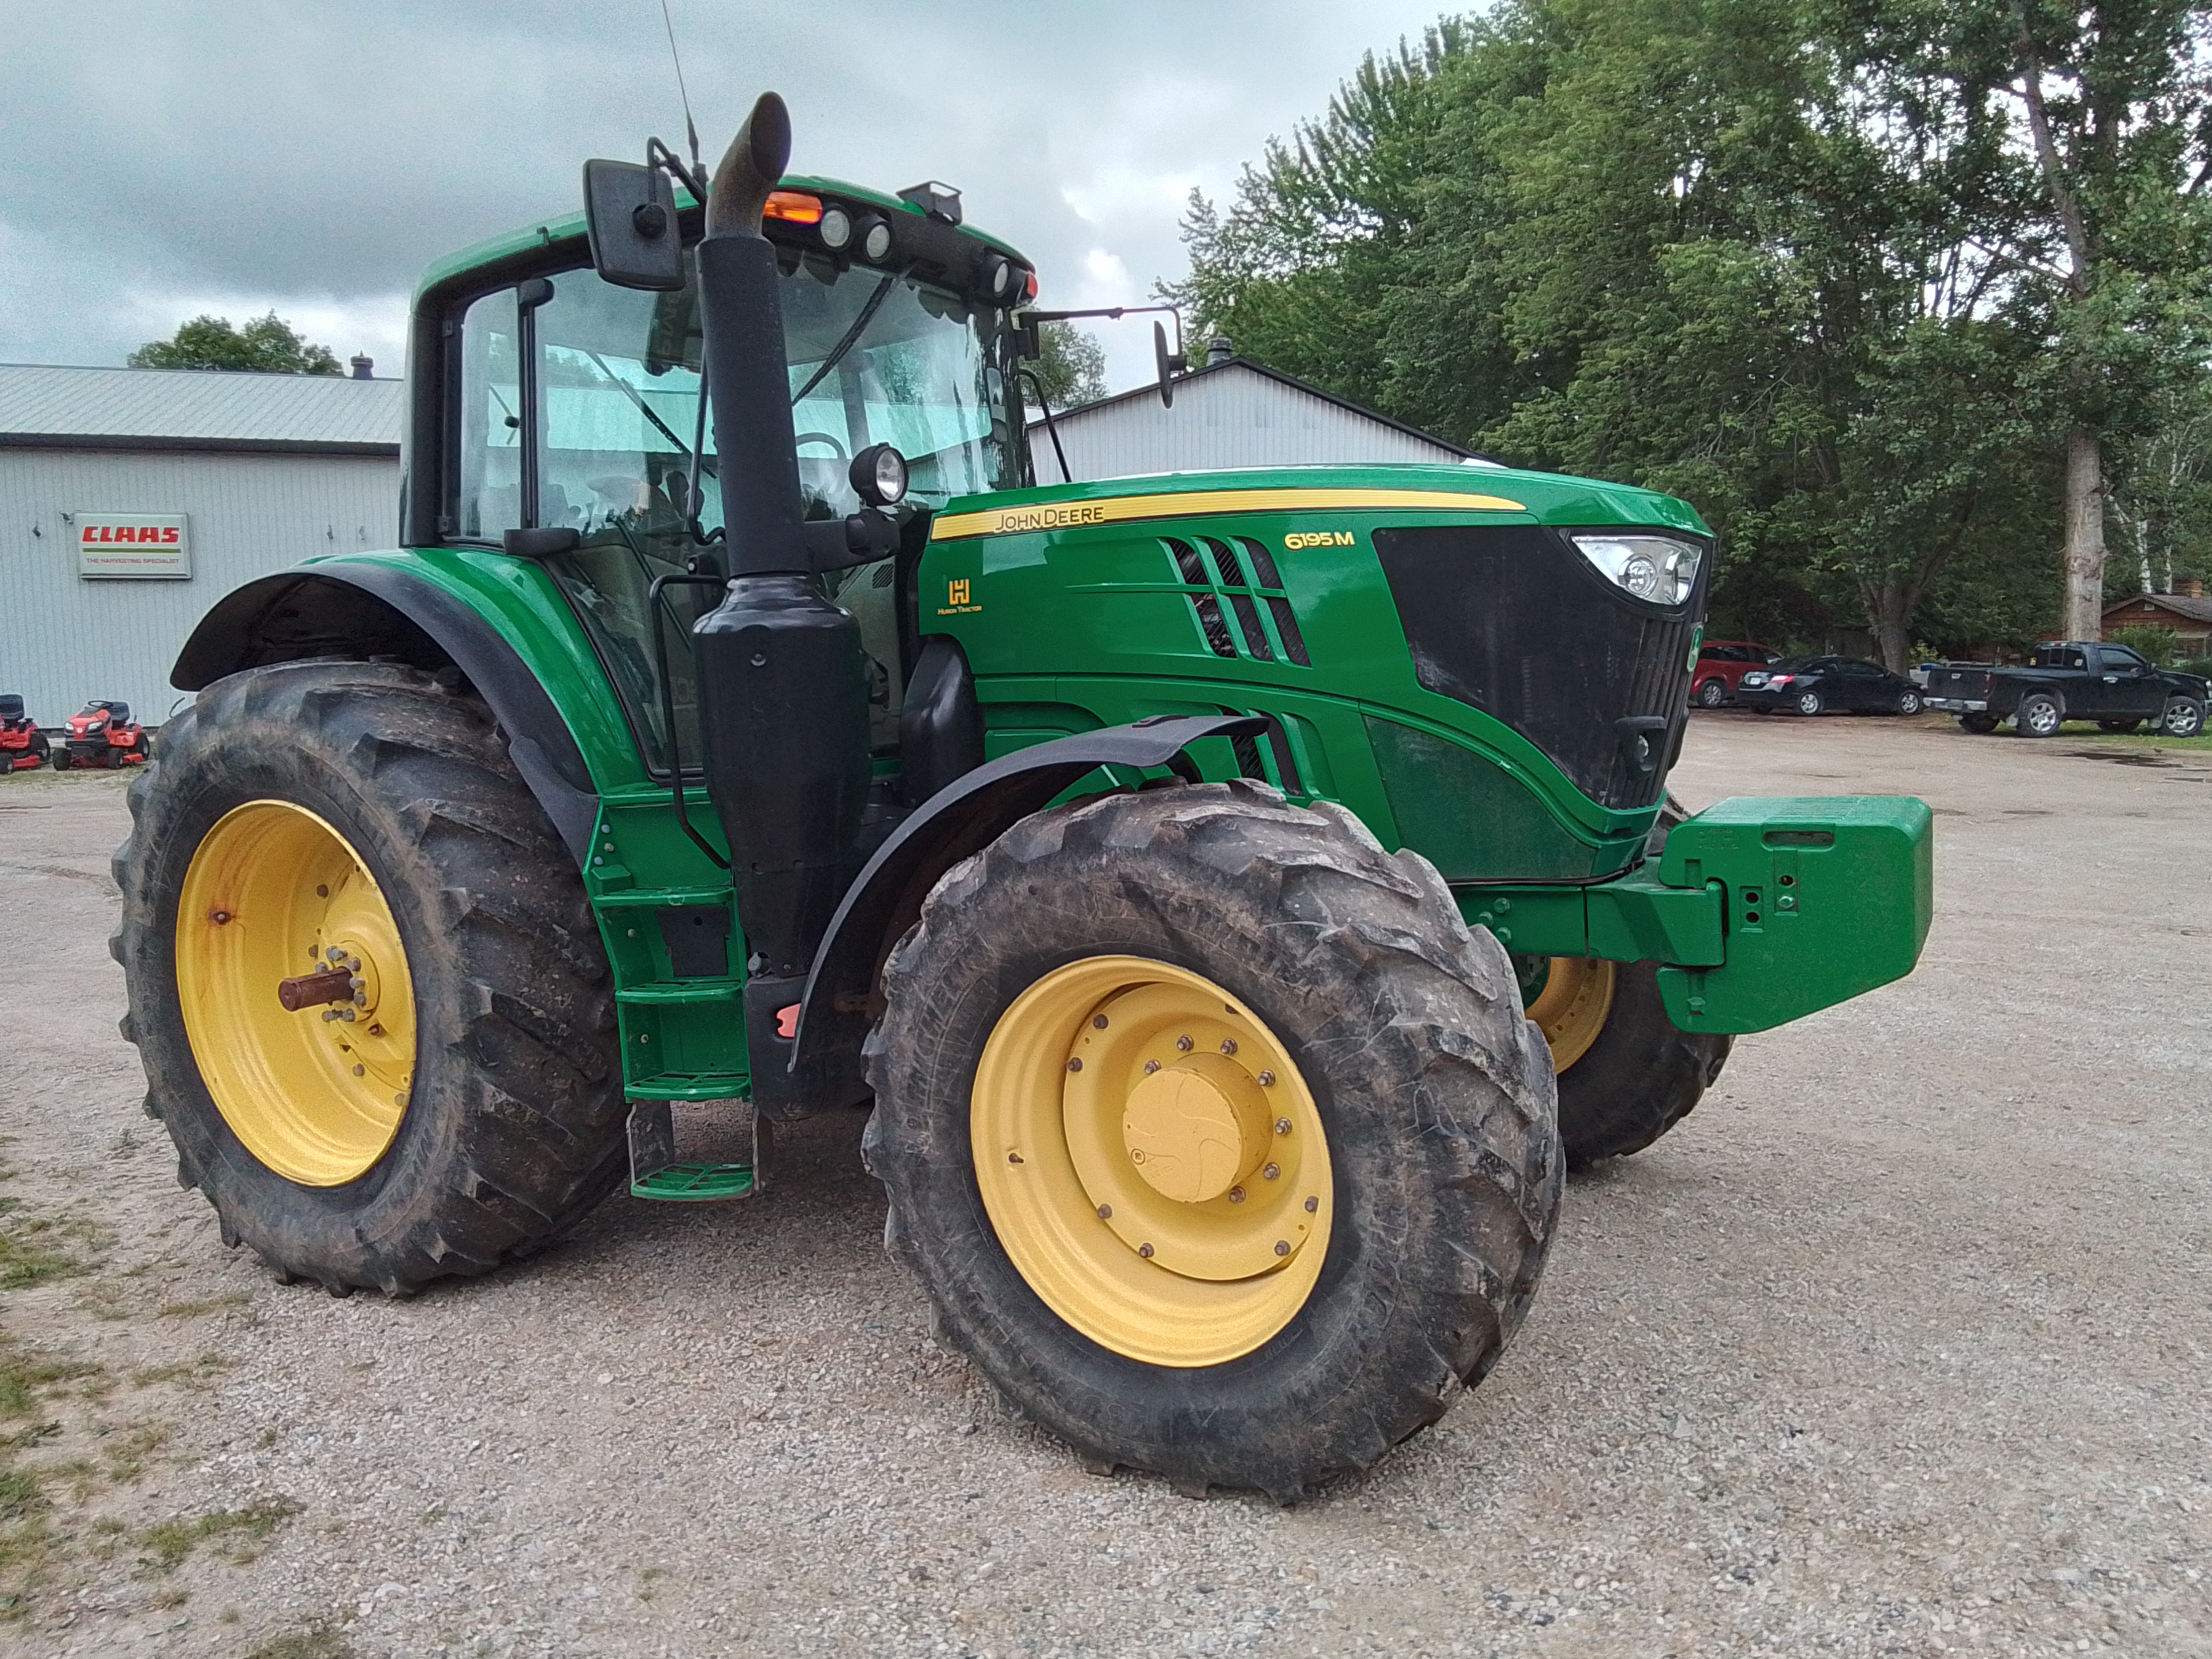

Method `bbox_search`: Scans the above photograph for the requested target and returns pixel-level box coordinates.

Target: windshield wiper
[790,265,909,407]
[584,350,695,462]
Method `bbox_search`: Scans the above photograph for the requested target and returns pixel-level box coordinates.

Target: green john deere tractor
[113,95,1932,1499]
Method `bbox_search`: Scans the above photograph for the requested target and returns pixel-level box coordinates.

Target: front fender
[760,714,1266,1115]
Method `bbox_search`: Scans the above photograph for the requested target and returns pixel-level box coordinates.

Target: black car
[1736,656,1924,717]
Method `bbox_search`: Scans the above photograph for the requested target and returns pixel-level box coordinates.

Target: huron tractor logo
[937,577,981,617]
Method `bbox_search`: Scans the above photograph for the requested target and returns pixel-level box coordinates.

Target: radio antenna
[657,0,702,184]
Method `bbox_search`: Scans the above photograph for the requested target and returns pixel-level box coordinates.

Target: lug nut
[326,947,345,962]
[321,1008,341,1022]
[1219,1038,1237,1055]
[1176,1035,1193,1052]
[208,909,232,925]
[1228,1187,1246,1204]
[315,884,329,898]
[1007,1152,1023,1164]
[1097,1204,1111,1219]
[368,1024,384,1038]
[1066,1057,1082,1073]
[352,1065,365,1077]
[1273,1240,1290,1257]
[1305,1195,1319,1212]
[1274,1118,1292,1136]
[1143,1059,1161,1074]
[1092,1015,1109,1030]
[1262,1163,1279,1181]
[1138,1243,1154,1258]
[1257,1070,1275,1086]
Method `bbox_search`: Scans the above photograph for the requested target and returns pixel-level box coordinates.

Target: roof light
[818,205,853,251]
[764,190,823,224]
[855,214,894,263]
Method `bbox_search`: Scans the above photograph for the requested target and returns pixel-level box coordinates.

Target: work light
[1570,534,1702,606]
[818,206,853,251]
[851,443,909,506]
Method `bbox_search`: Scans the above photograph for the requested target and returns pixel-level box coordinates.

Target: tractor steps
[625,1100,767,1203]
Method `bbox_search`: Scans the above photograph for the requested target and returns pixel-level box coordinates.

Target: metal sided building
[0,364,402,729]
[1025,346,1481,480]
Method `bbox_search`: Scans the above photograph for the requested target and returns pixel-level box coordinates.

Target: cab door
[2091,645,2164,719]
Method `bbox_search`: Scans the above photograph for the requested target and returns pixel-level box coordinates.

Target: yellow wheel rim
[970,956,1333,1368]
[1525,956,1616,1072]
[176,800,417,1187]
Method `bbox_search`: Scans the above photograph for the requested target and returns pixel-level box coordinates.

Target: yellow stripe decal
[930,487,1528,540]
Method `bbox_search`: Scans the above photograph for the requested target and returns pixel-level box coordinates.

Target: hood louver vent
[1162,537,1310,668]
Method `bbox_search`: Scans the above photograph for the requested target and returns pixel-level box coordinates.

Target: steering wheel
[794,431,849,462]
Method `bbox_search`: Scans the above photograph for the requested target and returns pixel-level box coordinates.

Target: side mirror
[583,160,684,291]
[1154,320,1189,409]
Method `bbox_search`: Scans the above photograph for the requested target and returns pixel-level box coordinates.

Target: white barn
[1027,350,1476,481]
[0,364,402,729]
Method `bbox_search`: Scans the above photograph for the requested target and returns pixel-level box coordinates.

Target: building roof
[0,363,402,456]
[2104,590,2212,626]
[1034,356,1481,461]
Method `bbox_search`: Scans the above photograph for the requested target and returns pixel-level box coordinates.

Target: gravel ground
[0,712,2207,1658]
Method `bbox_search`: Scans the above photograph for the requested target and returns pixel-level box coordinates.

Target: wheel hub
[970,956,1334,1366]
[176,800,417,1187]
[1120,1052,1271,1204]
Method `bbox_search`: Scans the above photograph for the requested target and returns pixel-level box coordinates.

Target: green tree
[1027,320,1107,408]
[1848,1,2212,638]
[128,312,343,375]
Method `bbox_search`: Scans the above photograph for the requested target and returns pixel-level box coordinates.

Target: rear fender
[171,569,599,863]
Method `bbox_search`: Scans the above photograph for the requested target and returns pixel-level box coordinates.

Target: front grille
[1164,537,1311,668]
[1374,525,1706,810]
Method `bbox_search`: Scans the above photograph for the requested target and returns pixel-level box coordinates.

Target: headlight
[1570,534,1703,606]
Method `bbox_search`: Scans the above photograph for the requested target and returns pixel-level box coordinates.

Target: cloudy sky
[3,0,1456,393]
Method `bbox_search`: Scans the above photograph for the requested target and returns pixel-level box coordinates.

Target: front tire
[2160,697,2205,737]
[1534,801,1732,1167]
[1896,690,1922,716]
[863,781,1560,1500]
[112,660,626,1295]
[1695,678,1727,709]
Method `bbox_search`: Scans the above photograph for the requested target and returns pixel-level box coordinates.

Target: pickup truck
[1924,641,2208,737]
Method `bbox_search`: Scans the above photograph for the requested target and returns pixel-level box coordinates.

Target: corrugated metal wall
[0,448,399,726]
[1031,365,1465,480]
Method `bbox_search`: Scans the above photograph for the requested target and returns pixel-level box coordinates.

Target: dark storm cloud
[1,0,1453,386]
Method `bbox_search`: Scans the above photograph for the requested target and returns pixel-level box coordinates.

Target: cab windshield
[453,245,1012,773]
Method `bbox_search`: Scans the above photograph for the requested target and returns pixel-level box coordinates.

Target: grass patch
[0,1220,87,1291]
[156,1293,250,1319]
[136,1497,302,1571]
[2051,722,2212,750]
[0,1337,99,1417]
[247,1627,355,1659]
[129,1352,234,1389]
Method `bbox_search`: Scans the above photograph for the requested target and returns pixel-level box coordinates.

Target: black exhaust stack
[690,94,873,1101]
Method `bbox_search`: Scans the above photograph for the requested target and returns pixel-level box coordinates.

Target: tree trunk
[2061,428,2108,639]
[1869,577,1914,673]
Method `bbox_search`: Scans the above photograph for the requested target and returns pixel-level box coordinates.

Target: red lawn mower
[0,695,49,773]
[52,701,150,770]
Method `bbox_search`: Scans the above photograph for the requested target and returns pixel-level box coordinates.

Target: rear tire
[2015,692,2062,737]
[1794,690,1823,716]
[863,781,1560,1501]
[111,660,626,1295]
[2160,697,2205,737]
[1695,678,1727,709]
[50,748,70,771]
